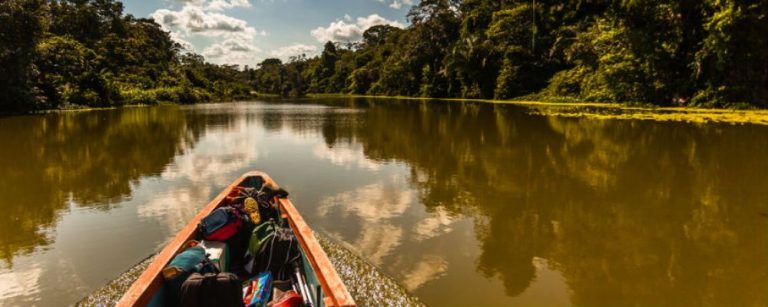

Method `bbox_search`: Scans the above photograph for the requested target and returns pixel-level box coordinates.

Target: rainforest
[2,0,767,114]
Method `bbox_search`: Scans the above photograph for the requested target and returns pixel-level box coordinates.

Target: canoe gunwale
[278,197,355,306]
[116,171,355,307]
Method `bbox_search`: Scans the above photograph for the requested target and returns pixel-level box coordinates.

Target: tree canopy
[0,0,252,114]
[251,0,768,108]
[2,0,767,112]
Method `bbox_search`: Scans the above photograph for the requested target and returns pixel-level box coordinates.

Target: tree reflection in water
[0,106,205,266]
[311,97,768,306]
[0,99,765,306]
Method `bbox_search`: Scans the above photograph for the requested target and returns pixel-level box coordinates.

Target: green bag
[249,220,277,256]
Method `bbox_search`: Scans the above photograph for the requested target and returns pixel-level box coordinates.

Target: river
[0,98,766,306]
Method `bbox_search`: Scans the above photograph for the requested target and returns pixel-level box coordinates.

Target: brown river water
[0,98,766,306]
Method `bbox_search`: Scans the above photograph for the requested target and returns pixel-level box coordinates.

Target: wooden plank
[279,197,356,307]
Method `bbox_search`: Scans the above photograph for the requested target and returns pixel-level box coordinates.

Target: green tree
[0,0,46,113]
[693,0,768,107]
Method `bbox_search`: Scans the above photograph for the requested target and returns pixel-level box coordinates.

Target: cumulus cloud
[269,44,319,61]
[207,0,252,11]
[175,0,206,5]
[173,0,251,11]
[151,3,263,65]
[151,5,257,37]
[311,14,405,43]
[169,32,194,51]
[382,0,413,10]
[202,38,260,61]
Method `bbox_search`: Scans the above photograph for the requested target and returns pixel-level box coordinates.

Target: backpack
[180,272,244,307]
[250,223,301,280]
[248,220,277,257]
[198,207,242,241]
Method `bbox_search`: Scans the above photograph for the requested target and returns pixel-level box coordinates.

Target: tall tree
[0,0,46,112]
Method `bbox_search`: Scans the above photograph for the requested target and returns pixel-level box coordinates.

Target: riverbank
[9,93,768,126]
[304,94,768,126]
[2,91,264,116]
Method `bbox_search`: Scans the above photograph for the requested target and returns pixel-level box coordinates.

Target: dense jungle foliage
[3,0,767,113]
[0,0,252,114]
[251,0,768,108]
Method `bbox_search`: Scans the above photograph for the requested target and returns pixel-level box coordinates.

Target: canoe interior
[117,171,354,307]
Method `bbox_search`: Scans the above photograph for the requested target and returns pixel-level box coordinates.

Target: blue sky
[122,0,415,67]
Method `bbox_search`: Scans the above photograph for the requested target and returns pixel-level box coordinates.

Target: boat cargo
[117,171,355,307]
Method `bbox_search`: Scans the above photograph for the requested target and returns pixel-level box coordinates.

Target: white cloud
[311,14,405,43]
[151,3,263,65]
[269,44,319,61]
[169,32,194,51]
[175,0,206,5]
[206,0,252,11]
[202,38,261,65]
[173,0,252,11]
[385,0,413,10]
[151,5,257,36]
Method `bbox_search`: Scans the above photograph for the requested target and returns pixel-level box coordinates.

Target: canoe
[117,171,355,307]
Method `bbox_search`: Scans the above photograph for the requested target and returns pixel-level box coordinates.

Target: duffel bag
[162,241,218,306]
[180,272,244,307]
[162,242,219,280]
[198,207,242,241]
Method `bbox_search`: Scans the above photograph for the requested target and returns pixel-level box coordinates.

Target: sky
[121,0,416,68]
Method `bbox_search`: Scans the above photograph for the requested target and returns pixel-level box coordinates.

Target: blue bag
[198,207,242,241]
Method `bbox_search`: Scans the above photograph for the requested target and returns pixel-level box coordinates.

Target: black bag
[180,272,244,307]
[163,243,219,307]
[253,186,289,222]
[253,226,301,280]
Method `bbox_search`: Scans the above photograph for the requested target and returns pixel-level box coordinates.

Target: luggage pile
[161,185,315,307]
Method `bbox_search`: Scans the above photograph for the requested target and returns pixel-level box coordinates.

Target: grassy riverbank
[305,94,768,126]
[21,92,768,126]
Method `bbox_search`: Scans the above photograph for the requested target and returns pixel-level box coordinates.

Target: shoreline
[303,94,768,126]
[1,95,259,117]
[5,94,768,126]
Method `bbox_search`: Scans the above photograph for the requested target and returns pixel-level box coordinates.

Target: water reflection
[0,107,203,266]
[0,99,766,306]
[310,98,768,306]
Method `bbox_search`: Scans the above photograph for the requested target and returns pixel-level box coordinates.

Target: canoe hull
[117,171,355,307]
